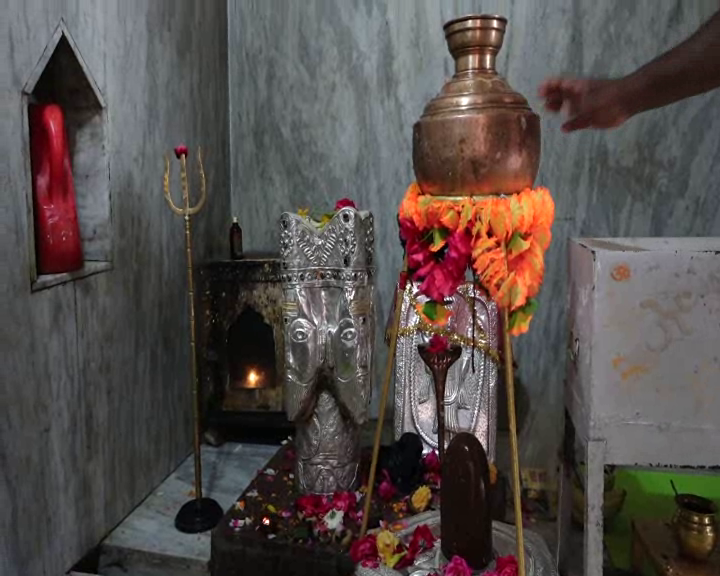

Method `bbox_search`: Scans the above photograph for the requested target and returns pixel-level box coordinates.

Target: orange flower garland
[398,182,555,335]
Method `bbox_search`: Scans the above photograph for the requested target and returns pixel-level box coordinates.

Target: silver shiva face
[279,207,375,494]
[282,284,373,423]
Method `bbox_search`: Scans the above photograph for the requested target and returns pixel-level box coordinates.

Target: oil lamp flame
[244,369,263,389]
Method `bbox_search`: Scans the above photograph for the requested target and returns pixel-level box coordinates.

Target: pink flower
[495,555,518,576]
[399,219,433,273]
[427,334,449,354]
[394,524,436,569]
[174,145,188,159]
[418,261,455,302]
[377,470,397,502]
[335,198,357,211]
[331,491,357,512]
[423,450,441,473]
[409,524,435,555]
[444,555,472,576]
[445,229,472,272]
[424,471,441,488]
[350,535,379,567]
[295,494,330,519]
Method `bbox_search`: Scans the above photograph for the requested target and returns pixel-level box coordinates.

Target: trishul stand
[163,147,222,533]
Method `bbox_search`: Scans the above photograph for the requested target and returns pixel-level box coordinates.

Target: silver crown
[279,208,375,285]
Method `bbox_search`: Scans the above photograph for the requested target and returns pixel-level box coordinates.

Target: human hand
[538,77,635,132]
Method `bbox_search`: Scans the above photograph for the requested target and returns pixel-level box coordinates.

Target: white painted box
[566,238,720,467]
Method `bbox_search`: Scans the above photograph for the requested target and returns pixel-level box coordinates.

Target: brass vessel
[672,494,718,561]
[413,15,540,197]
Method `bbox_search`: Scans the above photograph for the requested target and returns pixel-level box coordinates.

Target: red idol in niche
[29,103,84,274]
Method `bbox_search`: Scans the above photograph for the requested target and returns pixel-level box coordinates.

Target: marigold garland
[398,182,555,336]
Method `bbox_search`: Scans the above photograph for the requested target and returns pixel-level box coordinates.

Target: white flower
[322,508,345,532]
[246,489,259,498]
[264,468,277,476]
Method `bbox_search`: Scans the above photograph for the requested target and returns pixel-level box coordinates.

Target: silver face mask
[394,282,499,461]
[279,208,375,494]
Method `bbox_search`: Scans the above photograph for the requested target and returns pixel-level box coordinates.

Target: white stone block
[566,238,720,467]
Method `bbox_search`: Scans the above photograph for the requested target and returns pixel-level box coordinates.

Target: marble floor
[98,443,278,576]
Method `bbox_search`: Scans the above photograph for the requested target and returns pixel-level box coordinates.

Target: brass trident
[163,148,207,501]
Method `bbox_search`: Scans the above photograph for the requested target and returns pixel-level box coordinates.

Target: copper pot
[672,494,718,562]
[412,15,540,197]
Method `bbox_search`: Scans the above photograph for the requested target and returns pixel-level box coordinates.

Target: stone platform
[95,429,587,576]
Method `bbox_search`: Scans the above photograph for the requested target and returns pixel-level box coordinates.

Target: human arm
[539,9,720,132]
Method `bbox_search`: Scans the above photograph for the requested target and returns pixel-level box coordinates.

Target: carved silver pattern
[394,282,499,460]
[280,208,375,494]
[356,510,557,576]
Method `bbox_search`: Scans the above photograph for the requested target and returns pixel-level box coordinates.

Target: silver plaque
[394,282,499,461]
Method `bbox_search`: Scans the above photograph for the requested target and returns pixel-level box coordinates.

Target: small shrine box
[566,238,720,467]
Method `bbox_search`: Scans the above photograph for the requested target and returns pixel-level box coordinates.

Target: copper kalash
[279,208,375,494]
[413,14,540,196]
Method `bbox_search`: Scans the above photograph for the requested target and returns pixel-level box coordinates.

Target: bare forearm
[623,10,720,115]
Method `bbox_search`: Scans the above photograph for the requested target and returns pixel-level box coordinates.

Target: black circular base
[175,497,224,534]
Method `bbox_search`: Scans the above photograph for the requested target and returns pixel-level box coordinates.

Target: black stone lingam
[377,432,424,494]
[441,432,493,569]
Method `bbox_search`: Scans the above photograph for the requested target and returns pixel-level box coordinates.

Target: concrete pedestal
[558,238,720,576]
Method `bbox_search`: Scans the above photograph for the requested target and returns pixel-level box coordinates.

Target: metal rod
[503,307,526,576]
[360,257,407,537]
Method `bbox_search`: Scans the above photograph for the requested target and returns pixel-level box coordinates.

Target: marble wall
[0,2,229,575]
[229,0,720,464]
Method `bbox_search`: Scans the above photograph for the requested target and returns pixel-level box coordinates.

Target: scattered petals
[410,485,432,513]
[350,535,379,567]
[378,470,397,502]
[444,555,472,576]
[493,555,519,576]
[229,517,250,530]
[423,450,440,473]
[322,508,345,532]
[376,530,400,566]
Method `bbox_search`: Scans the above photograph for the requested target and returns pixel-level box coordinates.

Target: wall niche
[23,20,111,291]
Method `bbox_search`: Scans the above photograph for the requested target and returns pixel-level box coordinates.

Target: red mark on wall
[611,264,631,282]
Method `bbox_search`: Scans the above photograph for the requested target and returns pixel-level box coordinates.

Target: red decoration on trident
[29,103,84,274]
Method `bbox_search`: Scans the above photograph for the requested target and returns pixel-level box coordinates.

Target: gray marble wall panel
[229,0,720,465]
[0,1,230,575]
